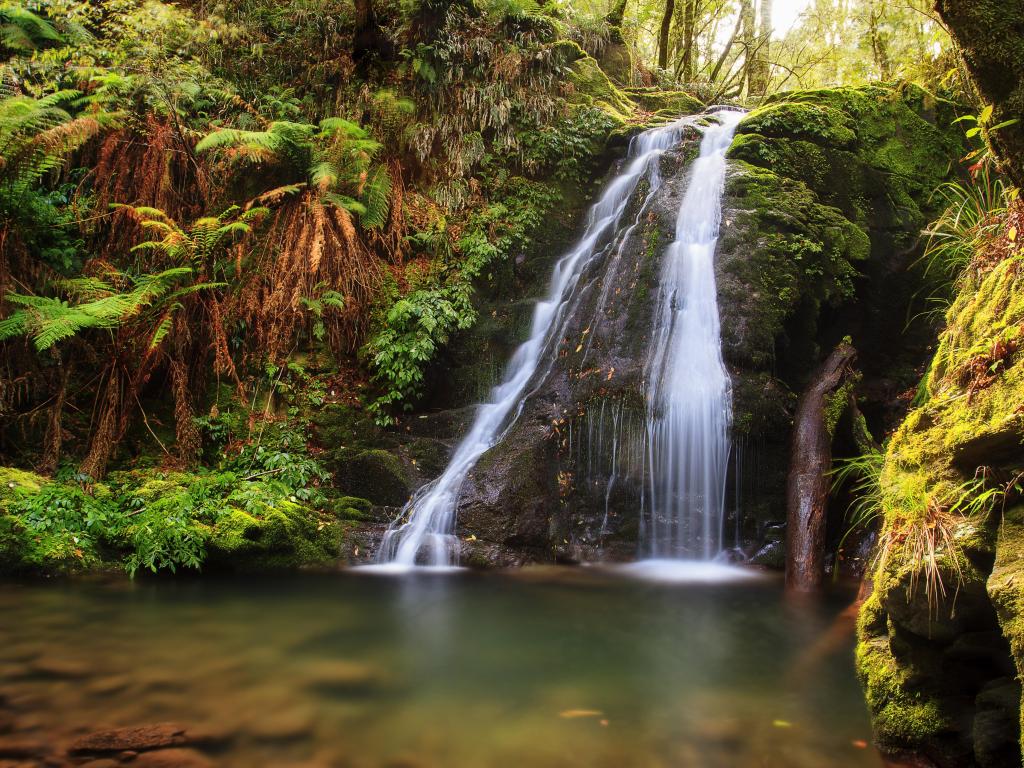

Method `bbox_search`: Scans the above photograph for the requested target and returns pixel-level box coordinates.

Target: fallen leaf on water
[772,719,793,729]
[599,719,609,727]
[851,740,868,749]
[560,709,604,719]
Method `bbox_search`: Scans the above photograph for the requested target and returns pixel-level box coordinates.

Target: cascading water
[642,109,743,561]
[375,118,698,568]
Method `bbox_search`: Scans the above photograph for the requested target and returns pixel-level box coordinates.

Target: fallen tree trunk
[785,339,858,591]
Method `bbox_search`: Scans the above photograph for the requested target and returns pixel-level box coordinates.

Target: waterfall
[375,118,697,568]
[641,109,742,561]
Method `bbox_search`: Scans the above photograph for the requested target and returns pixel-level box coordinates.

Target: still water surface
[0,567,883,767]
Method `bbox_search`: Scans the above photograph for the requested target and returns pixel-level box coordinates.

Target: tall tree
[748,0,772,98]
[657,0,676,70]
[678,0,697,82]
[864,0,892,79]
[738,0,755,94]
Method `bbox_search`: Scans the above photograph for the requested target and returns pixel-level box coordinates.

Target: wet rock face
[858,563,1022,768]
[450,140,696,563]
[415,86,967,565]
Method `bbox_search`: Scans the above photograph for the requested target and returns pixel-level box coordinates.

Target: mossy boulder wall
[718,83,965,547]
[855,253,1024,766]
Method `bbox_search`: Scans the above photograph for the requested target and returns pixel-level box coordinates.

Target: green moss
[326,448,412,507]
[0,467,45,502]
[330,495,374,521]
[624,88,702,117]
[740,101,858,147]
[855,225,1024,758]
[207,500,341,569]
[856,636,951,749]
[823,378,854,438]
[568,55,635,124]
[718,160,868,368]
[988,505,1024,755]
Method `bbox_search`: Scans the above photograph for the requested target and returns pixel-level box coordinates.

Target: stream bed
[0,567,885,767]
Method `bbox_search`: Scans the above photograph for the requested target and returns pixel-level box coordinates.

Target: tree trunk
[747,0,772,98]
[785,340,858,591]
[738,0,755,96]
[935,0,1024,188]
[606,0,629,28]
[866,2,891,80]
[657,0,676,70]
[709,14,743,83]
[679,0,696,82]
[38,360,70,476]
[79,368,123,481]
[170,354,201,467]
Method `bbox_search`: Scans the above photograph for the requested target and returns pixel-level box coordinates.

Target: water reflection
[0,569,882,767]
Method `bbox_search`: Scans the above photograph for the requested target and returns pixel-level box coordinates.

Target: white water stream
[642,109,742,560]
[376,111,742,568]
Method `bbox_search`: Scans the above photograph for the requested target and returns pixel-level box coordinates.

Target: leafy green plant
[920,168,1008,285]
[0,267,209,350]
[830,449,885,550]
[197,117,387,226]
[365,282,477,423]
[0,4,62,56]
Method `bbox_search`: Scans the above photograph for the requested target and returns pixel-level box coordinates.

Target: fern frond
[311,160,340,190]
[323,193,366,216]
[319,117,368,140]
[360,165,392,229]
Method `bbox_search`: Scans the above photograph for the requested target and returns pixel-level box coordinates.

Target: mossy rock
[856,632,954,751]
[989,505,1024,758]
[594,34,632,85]
[568,55,635,124]
[310,403,387,451]
[0,467,45,503]
[207,502,342,570]
[718,159,869,372]
[624,88,703,117]
[327,448,412,507]
[330,495,374,521]
[740,102,857,148]
[856,249,1024,762]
